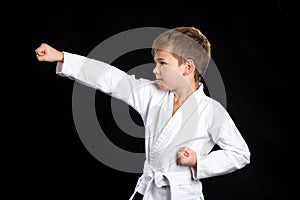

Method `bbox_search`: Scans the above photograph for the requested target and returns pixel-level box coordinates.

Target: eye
[159,61,166,65]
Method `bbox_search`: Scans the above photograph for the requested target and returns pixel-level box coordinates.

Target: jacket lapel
[150,88,203,170]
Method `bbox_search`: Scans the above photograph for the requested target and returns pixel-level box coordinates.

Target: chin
[159,85,169,91]
[155,81,169,91]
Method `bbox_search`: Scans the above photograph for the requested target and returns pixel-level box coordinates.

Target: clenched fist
[35,43,64,62]
[177,146,197,167]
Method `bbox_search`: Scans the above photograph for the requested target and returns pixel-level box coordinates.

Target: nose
[153,64,159,75]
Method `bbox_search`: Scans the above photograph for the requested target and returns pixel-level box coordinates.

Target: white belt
[142,164,195,200]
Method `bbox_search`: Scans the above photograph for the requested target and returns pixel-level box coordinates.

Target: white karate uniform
[56,52,251,200]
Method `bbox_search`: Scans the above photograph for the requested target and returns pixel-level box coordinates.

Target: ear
[183,59,195,76]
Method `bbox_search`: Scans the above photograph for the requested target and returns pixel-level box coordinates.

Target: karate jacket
[56,52,251,200]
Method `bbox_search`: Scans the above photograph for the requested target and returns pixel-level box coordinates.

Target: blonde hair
[151,26,211,84]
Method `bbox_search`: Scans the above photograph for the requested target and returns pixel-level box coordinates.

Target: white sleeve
[56,51,154,120]
[192,100,251,179]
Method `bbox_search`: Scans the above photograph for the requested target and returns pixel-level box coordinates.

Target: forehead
[154,50,176,60]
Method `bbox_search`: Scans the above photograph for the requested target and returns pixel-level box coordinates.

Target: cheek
[161,66,182,82]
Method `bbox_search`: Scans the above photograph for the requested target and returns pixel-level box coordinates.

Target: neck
[173,82,197,105]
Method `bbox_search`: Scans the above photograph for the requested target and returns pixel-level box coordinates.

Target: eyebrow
[154,57,166,62]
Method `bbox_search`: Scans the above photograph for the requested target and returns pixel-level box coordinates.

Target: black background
[5,0,297,199]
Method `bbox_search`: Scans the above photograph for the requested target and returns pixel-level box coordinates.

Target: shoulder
[198,94,228,124]
[196,89,224,111]
[132,79,168,97]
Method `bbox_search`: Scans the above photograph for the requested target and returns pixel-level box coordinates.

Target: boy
[35,26,250,200]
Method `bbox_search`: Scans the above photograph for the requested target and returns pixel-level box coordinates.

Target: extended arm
[35,43,154,120]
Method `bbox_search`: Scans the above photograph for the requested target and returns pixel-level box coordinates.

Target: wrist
[192,158,197,168]
[59,52,64,62]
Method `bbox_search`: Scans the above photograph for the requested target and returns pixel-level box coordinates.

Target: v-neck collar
[169,83,204,118]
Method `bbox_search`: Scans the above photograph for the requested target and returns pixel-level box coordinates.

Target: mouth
[156,79,163,84]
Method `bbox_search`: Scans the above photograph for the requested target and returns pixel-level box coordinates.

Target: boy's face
[153,50,187,91]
